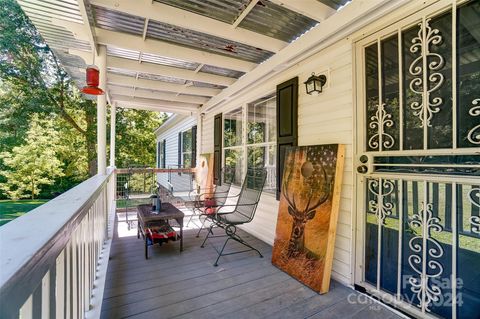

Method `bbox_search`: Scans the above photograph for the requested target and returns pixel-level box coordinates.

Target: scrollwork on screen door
[408,18,445,128]
[467,98,480,145]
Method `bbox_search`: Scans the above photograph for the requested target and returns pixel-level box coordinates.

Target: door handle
[357,165,368,174]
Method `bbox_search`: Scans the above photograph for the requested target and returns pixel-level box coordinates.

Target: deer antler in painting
[282,148,331,258]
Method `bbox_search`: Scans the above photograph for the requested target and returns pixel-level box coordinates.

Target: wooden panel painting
[272,144,345,294]
[196,153,214,198]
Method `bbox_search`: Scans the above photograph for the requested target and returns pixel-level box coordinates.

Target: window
[247,96,276,193]
[181,129,192,168]
[223,107,244,185]
[157,141,161,168]
[157,140,166,168]
[223,95,276,192]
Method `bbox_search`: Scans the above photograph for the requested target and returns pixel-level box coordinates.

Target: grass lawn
[0,199,48,226]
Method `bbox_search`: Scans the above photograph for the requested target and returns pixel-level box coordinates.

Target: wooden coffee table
[137,203,184,259]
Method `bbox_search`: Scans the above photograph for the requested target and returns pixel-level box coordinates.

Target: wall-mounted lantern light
[304,73,327,96]
[81,65,104,95]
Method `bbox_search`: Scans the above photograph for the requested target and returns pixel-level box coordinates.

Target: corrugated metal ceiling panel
[153,0,251,24]
[107,46,140,60]
[106,46,201,71]
[137,73,186,84]
[238,1,318,43]
[146,19,273,63]
[18,0,90,52]
[107,67,137,77]
[91,5,145,36]
[140,53,200,70]
[200,64,245,79]
[192,81,227,89]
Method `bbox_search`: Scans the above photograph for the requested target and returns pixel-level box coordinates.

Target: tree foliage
[112,108,167,168]
[0,0,168,200]
[0,116,64,199]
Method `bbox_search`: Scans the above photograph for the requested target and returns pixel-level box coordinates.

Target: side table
[137,203,184,259]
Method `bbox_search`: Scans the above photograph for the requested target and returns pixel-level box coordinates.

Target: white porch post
[109,102,116,167]
[97,45,107,175]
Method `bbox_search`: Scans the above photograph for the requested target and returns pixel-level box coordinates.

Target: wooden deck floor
[101,217,404,319]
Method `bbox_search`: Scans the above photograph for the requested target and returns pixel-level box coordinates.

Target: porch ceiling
[17,0,350,114]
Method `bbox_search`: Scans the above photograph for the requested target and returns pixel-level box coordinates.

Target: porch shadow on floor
[101,217,404,319]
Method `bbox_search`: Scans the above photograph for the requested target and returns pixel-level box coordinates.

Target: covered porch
[102,216,400,319]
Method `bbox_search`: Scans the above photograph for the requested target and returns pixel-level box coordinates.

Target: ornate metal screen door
[354,1,479,318]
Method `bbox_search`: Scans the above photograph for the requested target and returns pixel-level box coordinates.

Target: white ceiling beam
[269,0,336,22]
[108,73,221,97]
[95,28,256,73]
[202,0,407,111]
[77,0,98,55]
[232,0,259,28]
[107,56,235,87]
[108,85,209,104]
[112,95,198,109]
[89,0,287,52]
[112,95,198,114]
[115,101,195,115]
[142,18,149,41]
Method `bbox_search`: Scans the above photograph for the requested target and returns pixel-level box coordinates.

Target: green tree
[0,0,98,176]
[0,116,64,199]
[112,108,167,168]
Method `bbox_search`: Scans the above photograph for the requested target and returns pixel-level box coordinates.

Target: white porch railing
[0,168,116,319]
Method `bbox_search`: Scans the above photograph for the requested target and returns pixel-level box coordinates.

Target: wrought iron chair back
[200,168,267,266]
[224,168,267,224]
[212,166,236,206]
[193,167,236,232]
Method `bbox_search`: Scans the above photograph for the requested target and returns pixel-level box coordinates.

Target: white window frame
[181,128,193,168]
[157,140,164,168]
[222,93,277,193]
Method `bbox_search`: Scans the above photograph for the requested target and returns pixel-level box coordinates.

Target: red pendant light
[81,65,104,95]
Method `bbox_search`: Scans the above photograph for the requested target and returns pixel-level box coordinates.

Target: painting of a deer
[282,159,331,257]
[271,144,344,294]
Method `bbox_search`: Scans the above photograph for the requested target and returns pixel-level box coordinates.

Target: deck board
[101,218,404,319]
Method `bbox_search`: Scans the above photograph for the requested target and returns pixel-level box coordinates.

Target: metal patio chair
[200,168,267,266]
[194,167,236,237]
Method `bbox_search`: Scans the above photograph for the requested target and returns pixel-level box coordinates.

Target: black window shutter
[191,125,197,168]
[162,139,166,168]
[157,142,161,168]
[178,132,182,168]
[213,113,222,185]
[276,77,298,200]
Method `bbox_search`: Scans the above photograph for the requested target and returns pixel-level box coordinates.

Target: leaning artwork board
[271,144,345,294]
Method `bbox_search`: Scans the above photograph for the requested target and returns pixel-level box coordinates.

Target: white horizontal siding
[156,116,197,189]
[198,39,355,285]
[201,115,214,154]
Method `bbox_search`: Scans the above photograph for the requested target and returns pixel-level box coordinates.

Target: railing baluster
[32,281,41,319]
[19,295,33,319]
[41,271,50,319]
[56,251,65,319]
[65,241,71,319]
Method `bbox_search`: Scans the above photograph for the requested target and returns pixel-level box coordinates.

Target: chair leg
[229,232,263,258]
[186,210,194,227]
[214,237,230,267]
[200,223,214,248]
[196,214,215,237]
[210,224,263,266]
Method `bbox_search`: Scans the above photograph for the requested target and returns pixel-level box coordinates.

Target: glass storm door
[354,1,480,318]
